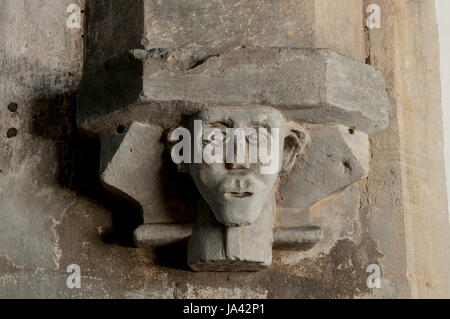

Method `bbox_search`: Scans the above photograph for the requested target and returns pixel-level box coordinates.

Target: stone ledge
[77,47,389,136]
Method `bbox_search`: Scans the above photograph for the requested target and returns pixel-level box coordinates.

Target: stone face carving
[171,106,315,271]
[77,46,389,272]
[178,106,306,228]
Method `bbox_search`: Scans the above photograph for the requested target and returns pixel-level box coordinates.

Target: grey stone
[277,123,370,213]
[134,223,194,247]
[76,0,392,279]
[102,105,374,272]
[77,47,389,137]
[4,0,448,299]
[142,0,316,50]
[188,198,275,272]
[273,226,323,251]
[178,106,311,271]
[100,122,194,224]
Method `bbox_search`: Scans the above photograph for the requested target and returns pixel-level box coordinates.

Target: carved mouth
[224,192,253,198]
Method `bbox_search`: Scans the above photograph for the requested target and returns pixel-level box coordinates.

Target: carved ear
[282,122,310,172]
[166,126,190,174]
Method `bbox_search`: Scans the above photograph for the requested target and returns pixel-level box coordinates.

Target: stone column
[363,0,450,298]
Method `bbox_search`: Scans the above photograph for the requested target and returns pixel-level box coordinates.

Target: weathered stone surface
[140,47,388,135]
[134,223,324,253]
[0,0,86,298]
[134,223,194,247]
[1,0,448,299]
[86,0,366,64]
[314,0,366,62]
[111,120,370,252]
[110,105,372,271]
[273,226,323,251]
[77,0,389,273]
[84,71,377,272]
[142,0,315,50]
[100,122,194,224]
[178,106,314,271]
[77,47,389,136]
[188,199,275,272]
[363,0,450,298]
[278,123,370,212]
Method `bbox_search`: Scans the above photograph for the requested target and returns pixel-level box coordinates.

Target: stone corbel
[77,47,389,272]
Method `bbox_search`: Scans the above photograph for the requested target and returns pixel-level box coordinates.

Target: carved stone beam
[134,224,323,252]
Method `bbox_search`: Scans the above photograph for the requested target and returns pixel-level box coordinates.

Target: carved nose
[225,132,250,170]
[225,162,250,171]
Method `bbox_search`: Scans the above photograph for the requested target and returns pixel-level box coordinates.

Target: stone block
[278,123,370,212]
[78,47,389,136]
[100,122,194,223]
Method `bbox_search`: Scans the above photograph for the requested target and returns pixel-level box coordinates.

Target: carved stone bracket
[77,46,389,272]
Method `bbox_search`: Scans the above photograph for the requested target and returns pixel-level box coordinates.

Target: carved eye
[257,128,270,144]
[244,127,271,146]
[203,127,226,147]
[210,133,225,147]
[246,130,259,146]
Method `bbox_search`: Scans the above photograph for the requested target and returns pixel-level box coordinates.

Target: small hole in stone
[117,125,125,134]
[6,128,18,138]
[348,128,355,134]
[7,102,18,112]
[343,161,352,172]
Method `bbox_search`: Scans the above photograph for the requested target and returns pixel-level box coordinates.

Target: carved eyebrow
[205,121,231,128]
[249,122,272,129]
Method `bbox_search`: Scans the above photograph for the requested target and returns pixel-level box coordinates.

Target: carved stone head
[171,106,308,228]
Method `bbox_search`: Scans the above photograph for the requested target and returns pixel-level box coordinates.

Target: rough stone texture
[187,199,275,272]
[272,226,323,251]
[83,0,363,64]
[101,120,370,228]
[97,104,372,271]
[363,0,450,298]
[142,0,315,51]
[77,47,389,136]
[0,0,449,298]
[314,0,366,62]
[0,0,90,298]
[278,123,370,213]
[134,223,195,247]
[100,122,195,224]
[162,106,324,271]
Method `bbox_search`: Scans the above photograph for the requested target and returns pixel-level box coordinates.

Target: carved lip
[224,192,253,198]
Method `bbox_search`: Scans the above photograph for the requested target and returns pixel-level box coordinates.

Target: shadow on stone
[154,240,191,271]
[30,92,143,247]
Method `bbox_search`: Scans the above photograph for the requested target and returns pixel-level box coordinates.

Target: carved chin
[211,196,266,227]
